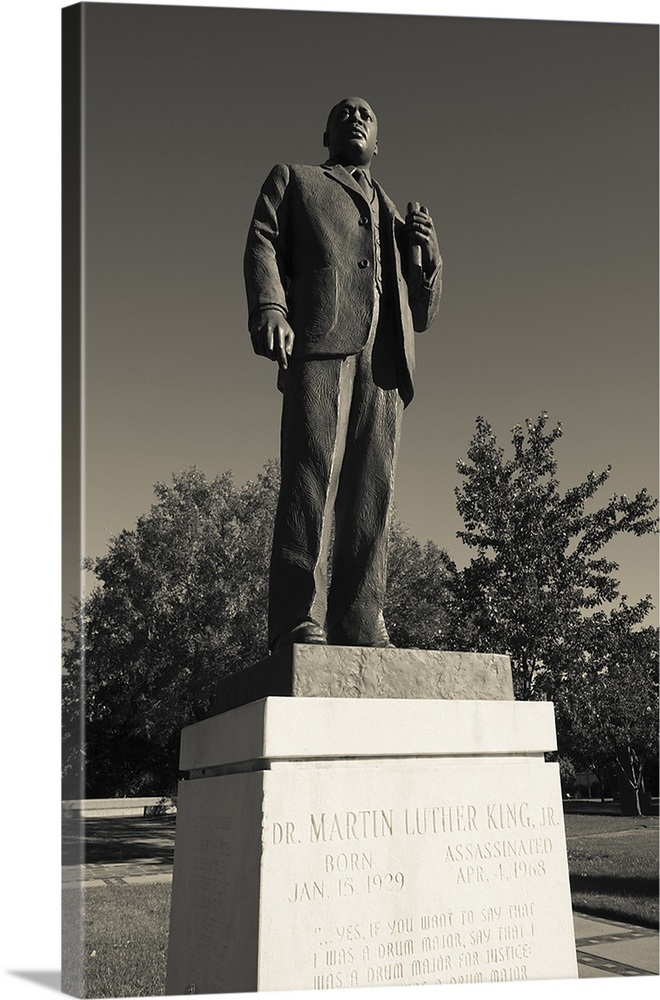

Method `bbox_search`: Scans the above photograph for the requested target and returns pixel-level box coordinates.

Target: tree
[63,463,456,796]
[452,413,658,700]
[63,463,279,797]
[385,511,457,650]
[556,755,578,798]
[554,604,659,815]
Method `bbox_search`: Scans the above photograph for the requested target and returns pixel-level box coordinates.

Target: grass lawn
[63,882,170,998]
[563,806,659,928]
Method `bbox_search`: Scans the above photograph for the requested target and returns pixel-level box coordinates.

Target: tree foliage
[63,416,658,802]
[385,512,456,650]
[554,603,659,815]
[452,413,658,700]
[63,463,456,796]
[63,463,278,796]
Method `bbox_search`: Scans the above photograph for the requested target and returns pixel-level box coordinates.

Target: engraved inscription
[290,881,326,902]
[309,810,394,841]
[270,801,564,846]
[266,791,569,989]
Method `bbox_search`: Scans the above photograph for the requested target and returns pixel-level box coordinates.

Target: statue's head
[323,97,378,167]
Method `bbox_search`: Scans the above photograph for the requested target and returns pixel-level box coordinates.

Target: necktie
[353,168,372,201]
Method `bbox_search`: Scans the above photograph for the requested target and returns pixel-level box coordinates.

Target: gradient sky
[67,1,658,618]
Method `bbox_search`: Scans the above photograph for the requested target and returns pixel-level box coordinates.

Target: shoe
[272,620,327,652]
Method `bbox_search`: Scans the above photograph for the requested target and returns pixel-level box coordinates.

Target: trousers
[269,304,404,647]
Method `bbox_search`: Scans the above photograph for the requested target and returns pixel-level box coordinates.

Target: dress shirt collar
[322,160,373,182]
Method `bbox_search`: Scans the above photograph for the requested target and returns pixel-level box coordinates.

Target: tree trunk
[616,748,651,816]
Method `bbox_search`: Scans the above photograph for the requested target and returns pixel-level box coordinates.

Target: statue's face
[324,97,378,166]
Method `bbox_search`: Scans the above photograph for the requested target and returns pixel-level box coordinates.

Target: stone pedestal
[212,645,514,712]
[166,687,578,993]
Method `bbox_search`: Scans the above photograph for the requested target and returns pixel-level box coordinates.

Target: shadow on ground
[9,972,61,993]
[62,815,176,865]
[570,872,660,929]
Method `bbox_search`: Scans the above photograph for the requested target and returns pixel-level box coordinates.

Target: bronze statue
[244,98,442,652]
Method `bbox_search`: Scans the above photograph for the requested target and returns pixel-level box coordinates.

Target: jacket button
[358,216,370,227]
[358,259,369,269]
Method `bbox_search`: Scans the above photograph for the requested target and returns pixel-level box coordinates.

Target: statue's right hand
[251,309,295,369]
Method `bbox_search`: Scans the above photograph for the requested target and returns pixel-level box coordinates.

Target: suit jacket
[244,162,442,406]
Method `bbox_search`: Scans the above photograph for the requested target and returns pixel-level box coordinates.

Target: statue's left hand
[404,204,441,277]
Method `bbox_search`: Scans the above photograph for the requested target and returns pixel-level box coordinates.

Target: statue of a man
[244,97,442,652]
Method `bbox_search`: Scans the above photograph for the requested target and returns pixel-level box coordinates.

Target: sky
[1,2,658,996]
[64,1,658,618]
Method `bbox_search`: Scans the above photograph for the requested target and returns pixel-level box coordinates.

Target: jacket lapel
[321,162,370,205]
[321,165,402,226]
[372,181,395,217]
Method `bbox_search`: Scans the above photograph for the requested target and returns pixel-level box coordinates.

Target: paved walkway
[62,859,173,888]
[62,862,657,979]
[573,913,658,978]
